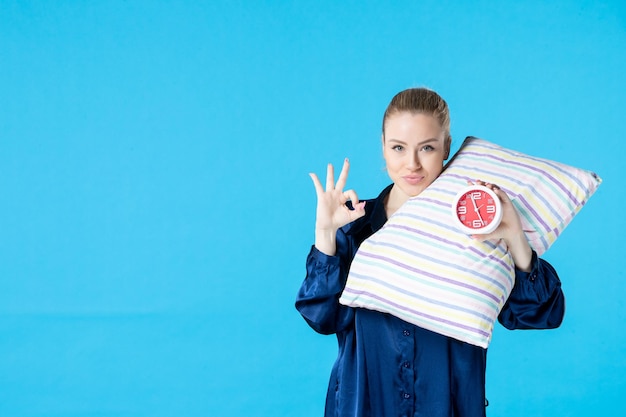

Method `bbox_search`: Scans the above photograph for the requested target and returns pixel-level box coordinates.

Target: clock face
[452,185,502,234]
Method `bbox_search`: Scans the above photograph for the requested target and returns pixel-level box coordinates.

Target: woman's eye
[421,145,435,152]
[392,145,404,152]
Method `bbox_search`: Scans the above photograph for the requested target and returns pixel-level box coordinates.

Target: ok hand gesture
[309,158,366,255]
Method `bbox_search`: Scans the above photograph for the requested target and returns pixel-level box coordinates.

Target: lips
[402,175,425,185]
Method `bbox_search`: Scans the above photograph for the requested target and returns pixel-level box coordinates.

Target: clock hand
[470,195,485,226]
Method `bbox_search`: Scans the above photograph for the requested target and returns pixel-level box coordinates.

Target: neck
[385,185,409,218]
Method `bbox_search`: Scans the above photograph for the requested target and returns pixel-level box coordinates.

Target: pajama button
[403,330,410,336]
[403,393,411,399]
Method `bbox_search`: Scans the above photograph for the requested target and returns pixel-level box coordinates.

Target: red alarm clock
[452,184,503,234]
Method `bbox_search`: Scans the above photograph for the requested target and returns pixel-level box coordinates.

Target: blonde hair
[382,88,451,149]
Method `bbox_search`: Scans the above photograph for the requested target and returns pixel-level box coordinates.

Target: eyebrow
[387,138,440,146]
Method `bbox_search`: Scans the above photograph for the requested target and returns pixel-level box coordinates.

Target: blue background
[1,1,623,416]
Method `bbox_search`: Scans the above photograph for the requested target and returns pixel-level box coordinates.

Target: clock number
[486,205,495,214]
[457,206,467,215]
[472,220,484,228]
[471,192,482,200]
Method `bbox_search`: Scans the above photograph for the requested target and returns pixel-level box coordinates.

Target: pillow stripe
[348,271,497,321]
[366,239,511,295]
[387,217,513,273]
[357,250,507,304]
[386,227,513,279]
[386,223,513,273]
[344,267,503,328]
[350,257,502,311]
[453,159,575,218]
[463,150,582,206]
[515,194,554,233]
[341,286,493,342]
[472,141,595,194]
[456,156,581,217]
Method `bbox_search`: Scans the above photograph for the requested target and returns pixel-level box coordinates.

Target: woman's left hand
[470,180,533,272]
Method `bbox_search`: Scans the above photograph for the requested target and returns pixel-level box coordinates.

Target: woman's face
[383,112,449,200]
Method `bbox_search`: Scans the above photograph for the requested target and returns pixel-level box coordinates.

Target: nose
[407,151,421,170]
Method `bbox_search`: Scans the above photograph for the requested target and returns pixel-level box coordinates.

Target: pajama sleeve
[498,251,565,330]
[296,232,356,335]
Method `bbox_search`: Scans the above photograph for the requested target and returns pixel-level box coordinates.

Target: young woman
[296,88,565,417]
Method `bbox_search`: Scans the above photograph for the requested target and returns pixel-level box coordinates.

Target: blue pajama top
[296,184,565,417]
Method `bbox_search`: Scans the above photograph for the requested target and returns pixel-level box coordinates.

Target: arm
[295,159,365,334]
[470,180,532,271]
[471,180,565,329]
[498,251,565,329]
[295,240,356,335]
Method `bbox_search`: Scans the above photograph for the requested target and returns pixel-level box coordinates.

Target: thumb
[470,232,496,242]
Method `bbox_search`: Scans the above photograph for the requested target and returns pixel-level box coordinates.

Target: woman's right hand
[309,158,366,256]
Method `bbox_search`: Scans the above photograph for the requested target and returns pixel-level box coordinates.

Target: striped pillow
[339,137,601,348]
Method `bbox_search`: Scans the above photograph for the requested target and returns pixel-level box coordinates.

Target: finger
[343,189,360,205]
[476,180,500,191]
[471,229,501,241]
[335,158,350,191]
[309,172,324,196]
[482,182,498,191]
[325,163,335,191]
[474,179,505,196]
[470,233,492,241]
[349,205,367,222]
[491,186,512,204]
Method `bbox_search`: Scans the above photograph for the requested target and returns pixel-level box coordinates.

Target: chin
[402,186,425,198]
